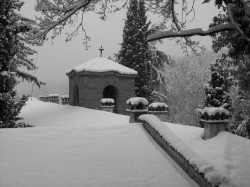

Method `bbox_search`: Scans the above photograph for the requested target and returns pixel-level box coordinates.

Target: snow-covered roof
[67,57,138,75]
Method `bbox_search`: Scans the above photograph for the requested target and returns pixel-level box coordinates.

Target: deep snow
[139,114,250,187]
[0,98,197,187]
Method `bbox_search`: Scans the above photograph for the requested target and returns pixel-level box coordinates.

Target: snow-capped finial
[99,46,104,57]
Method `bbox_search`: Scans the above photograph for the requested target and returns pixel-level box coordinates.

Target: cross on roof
[99,46,104,57]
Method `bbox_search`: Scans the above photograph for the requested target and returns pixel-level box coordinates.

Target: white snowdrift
[166,122,250,187]
[139,114,250,187]
[139,114,223,186]
[19,98,129,127]
[0,98,196,187]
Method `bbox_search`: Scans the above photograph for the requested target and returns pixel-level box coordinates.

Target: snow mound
[126,97,149,106]
[19,98,128,127]
[201,107,229,116]
[0,98,195,187]
[149,102,168,108]
[100,98,115,104]
[139,114,224,186]
[67,57,137,75]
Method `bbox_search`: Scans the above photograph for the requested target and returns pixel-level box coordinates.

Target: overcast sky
[16,0,218,96]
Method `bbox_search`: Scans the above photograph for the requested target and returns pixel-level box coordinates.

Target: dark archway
[103,85,118,112]
[73,84,79,106]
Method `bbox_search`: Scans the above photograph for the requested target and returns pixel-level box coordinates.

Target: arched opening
[73,84,79,106]
[103,85,118,112]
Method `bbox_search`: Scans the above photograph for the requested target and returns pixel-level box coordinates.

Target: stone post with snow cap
[148,102,169,122]
[48,94,59,104]
[61,95,69,105]
[100,98,115,113]
[200,107,229,139]
[126,97,148,123]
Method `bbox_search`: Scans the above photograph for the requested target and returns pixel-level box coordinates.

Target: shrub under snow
[149,102,168,111]
[126,97,148,110]
[200,107,229,121]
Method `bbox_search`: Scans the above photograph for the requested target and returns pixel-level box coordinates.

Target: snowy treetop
[67,57,138,75]
[201,107,229,116]
[126,97,149,106]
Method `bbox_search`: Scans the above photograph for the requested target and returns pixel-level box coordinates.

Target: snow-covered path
[0,99,197,187]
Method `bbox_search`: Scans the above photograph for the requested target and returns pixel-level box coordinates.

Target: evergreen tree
[202,56,232,109]
[118,0,153,102]
[0,0,43,128]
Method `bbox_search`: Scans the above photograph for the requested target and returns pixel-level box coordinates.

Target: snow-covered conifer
[0,0,43,128]
[202,57,232,109]
[118,0,153,102]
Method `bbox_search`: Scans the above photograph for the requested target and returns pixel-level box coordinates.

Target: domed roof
[67,57,137,75]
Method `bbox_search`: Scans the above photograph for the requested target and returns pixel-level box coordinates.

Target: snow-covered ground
[0,98,197,187]
[166,122,250,187]
[139,114,250,187]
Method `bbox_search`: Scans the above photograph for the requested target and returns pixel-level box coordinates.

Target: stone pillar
[100,106,114,113]
[127,110,148,123]
[148,102,169,122]
[126,97,149,123]
[61,95,69,105]
[100,98,115,113]
[148,111,169,122]
[48,94,59,104]
[200,107,229,140]
[202,120,229,140]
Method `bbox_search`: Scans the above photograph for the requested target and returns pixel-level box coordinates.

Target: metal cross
[99,46,104,57]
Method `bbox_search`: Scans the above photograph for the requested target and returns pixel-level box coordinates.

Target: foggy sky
[16,1,218,97]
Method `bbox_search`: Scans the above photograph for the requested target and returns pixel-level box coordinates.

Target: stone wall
[68,71,135,115]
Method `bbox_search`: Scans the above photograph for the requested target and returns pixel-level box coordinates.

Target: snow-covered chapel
[66,57,137,114]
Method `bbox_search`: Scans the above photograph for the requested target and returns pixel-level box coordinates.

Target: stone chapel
[66,57,137,114]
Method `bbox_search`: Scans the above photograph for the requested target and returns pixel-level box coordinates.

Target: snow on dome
[67,57,138,75]
[126,97,149,106]
[201,107,229,116]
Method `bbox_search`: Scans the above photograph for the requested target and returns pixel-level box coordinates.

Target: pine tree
[0,0,43,128]
[202,56,232,109]
[118,0,153,102]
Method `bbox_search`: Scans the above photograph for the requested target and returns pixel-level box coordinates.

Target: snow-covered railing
[100,98,115,113]
[139,114,224,187]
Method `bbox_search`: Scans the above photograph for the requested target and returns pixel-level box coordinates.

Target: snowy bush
[200,107,229,121]
[126,97,148,110]
[148,102,168,112]
[100,98,115,107]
